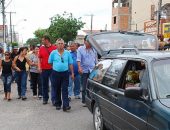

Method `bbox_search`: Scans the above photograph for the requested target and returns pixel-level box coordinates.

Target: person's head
[42,35,51,46]
[18,47,28,56]
[4,51,10,59]
[69,41,77,52]
[33,46,39,54]
[84,35,91,49]
[13,46,18,53]
[56,38,65,51]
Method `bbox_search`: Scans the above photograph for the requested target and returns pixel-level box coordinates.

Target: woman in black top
[13,47,33,100]
[0,51,13,101]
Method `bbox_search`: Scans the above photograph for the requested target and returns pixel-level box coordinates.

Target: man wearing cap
[48,38,74,112]
[77,35,98,106]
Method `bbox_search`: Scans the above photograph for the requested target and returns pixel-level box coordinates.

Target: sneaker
[63,106,71,112]
[22,96,27,100]
[56,106,61,110]
[33,95,37,98]
[75,95,81,99]
[38,95,42,98]
[68,97,71,101]
[43,101,48,105]
[17,96,21,99]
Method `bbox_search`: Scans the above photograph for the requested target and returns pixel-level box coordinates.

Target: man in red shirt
[38,35,57,105]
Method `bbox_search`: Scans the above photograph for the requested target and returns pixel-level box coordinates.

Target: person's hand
[71,73,74,80]
[78,67,83,74]
[38,67,42,73]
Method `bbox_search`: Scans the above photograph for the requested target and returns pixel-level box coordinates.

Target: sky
[3,0,112,43]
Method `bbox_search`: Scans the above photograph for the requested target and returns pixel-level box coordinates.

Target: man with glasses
[48,38,74,112]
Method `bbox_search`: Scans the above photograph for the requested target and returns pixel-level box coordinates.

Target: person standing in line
[10,46,18,83]
[0,51,13,101]
[77,35,98,106]
[38,35,57,105]
[48,38,74,112]
[13,47,33,100]
[68,42,81,100]
[29,46,42,99]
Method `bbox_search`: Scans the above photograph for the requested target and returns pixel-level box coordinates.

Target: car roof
[102,50,170,61]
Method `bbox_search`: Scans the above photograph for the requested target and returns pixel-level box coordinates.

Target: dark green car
[85,32,170,130]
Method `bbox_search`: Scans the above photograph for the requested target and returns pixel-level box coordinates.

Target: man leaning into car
[77,35,98,106]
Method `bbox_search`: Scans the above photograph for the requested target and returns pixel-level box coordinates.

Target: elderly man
[48,38,74,112]
[77,35,98,105]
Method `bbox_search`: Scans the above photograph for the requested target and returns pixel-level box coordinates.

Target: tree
[11,42,18,48]
[26,38,40,46]
[34,28,48,41]
[48,12,85,43]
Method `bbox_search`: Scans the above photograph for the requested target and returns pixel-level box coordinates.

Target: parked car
[86,31,170,130]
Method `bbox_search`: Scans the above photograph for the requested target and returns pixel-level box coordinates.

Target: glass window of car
[89,59,112,83]
[153,59,170,98]
[102,59,127,88]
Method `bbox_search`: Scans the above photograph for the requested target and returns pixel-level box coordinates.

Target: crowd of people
[0,35,98,112]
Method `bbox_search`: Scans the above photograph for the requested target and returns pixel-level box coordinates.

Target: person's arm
[0,59,2,71]
[13,56,21,72]
[77,48,83,74]
[25,57,34,66]
[69,64,74,80]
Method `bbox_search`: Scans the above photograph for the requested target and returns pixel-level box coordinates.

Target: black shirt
[16,57,27,71]
[2,60,12,74]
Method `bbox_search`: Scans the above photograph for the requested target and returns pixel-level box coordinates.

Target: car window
[153,59,170,98]
[89,59,112,83]
[102,59,126,88]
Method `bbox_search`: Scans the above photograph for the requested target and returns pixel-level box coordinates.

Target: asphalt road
[0,82,94,130]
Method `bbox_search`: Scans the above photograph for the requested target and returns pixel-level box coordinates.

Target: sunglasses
[5,54,9,56]
[61,57,64,63]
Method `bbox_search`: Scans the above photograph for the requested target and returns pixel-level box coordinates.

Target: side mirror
[124,87,143,100]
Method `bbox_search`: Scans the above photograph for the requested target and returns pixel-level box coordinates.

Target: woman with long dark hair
[0,51,13,101]
[13,47,33,100]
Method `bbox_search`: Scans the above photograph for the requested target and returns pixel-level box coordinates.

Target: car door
[100,59,128,129]
[114,60,151,130]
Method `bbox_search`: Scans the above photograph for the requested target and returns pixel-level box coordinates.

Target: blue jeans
[68,74,80,97]
[1,74,12,92]
[41,69,56,103]
[51,70,69,108]
[81,73,89,103]
[16,71,27,97]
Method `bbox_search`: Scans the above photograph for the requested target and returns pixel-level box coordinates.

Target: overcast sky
[3,0,112,42]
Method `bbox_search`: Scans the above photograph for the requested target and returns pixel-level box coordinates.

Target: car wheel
[93,103,106,130]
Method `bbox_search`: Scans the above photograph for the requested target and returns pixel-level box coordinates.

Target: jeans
[68,74,80,97]
[1,74,12,93]
[81,73,89,103]
[41,69,56,103]
[51,70,69,108]
[30,72,42,96]
[16,71,27,97]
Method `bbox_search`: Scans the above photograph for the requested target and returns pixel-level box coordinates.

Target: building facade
[112,0,170,35]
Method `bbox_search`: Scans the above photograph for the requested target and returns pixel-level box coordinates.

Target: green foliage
[34,28,48,40]
[48,12,85,43]
[26,38,40,46]
[11,42,18,48]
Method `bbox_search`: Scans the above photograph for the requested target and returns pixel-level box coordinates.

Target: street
[0,82,94,130]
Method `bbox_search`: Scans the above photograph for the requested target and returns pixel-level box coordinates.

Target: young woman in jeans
[0,51,13,101]
[13,47,33,100]
[29,46,42,98]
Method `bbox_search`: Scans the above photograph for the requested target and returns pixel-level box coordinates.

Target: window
[102,59,126,88]
[89,59,112,83]
[114,16,116,24]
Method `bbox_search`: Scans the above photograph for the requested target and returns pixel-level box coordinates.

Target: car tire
[93,103,107,130]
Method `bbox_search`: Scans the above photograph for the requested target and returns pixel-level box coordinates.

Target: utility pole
[85,14,94,34]
[2,0,6,43]
[157,0,162,36]
[6,11,16,43]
